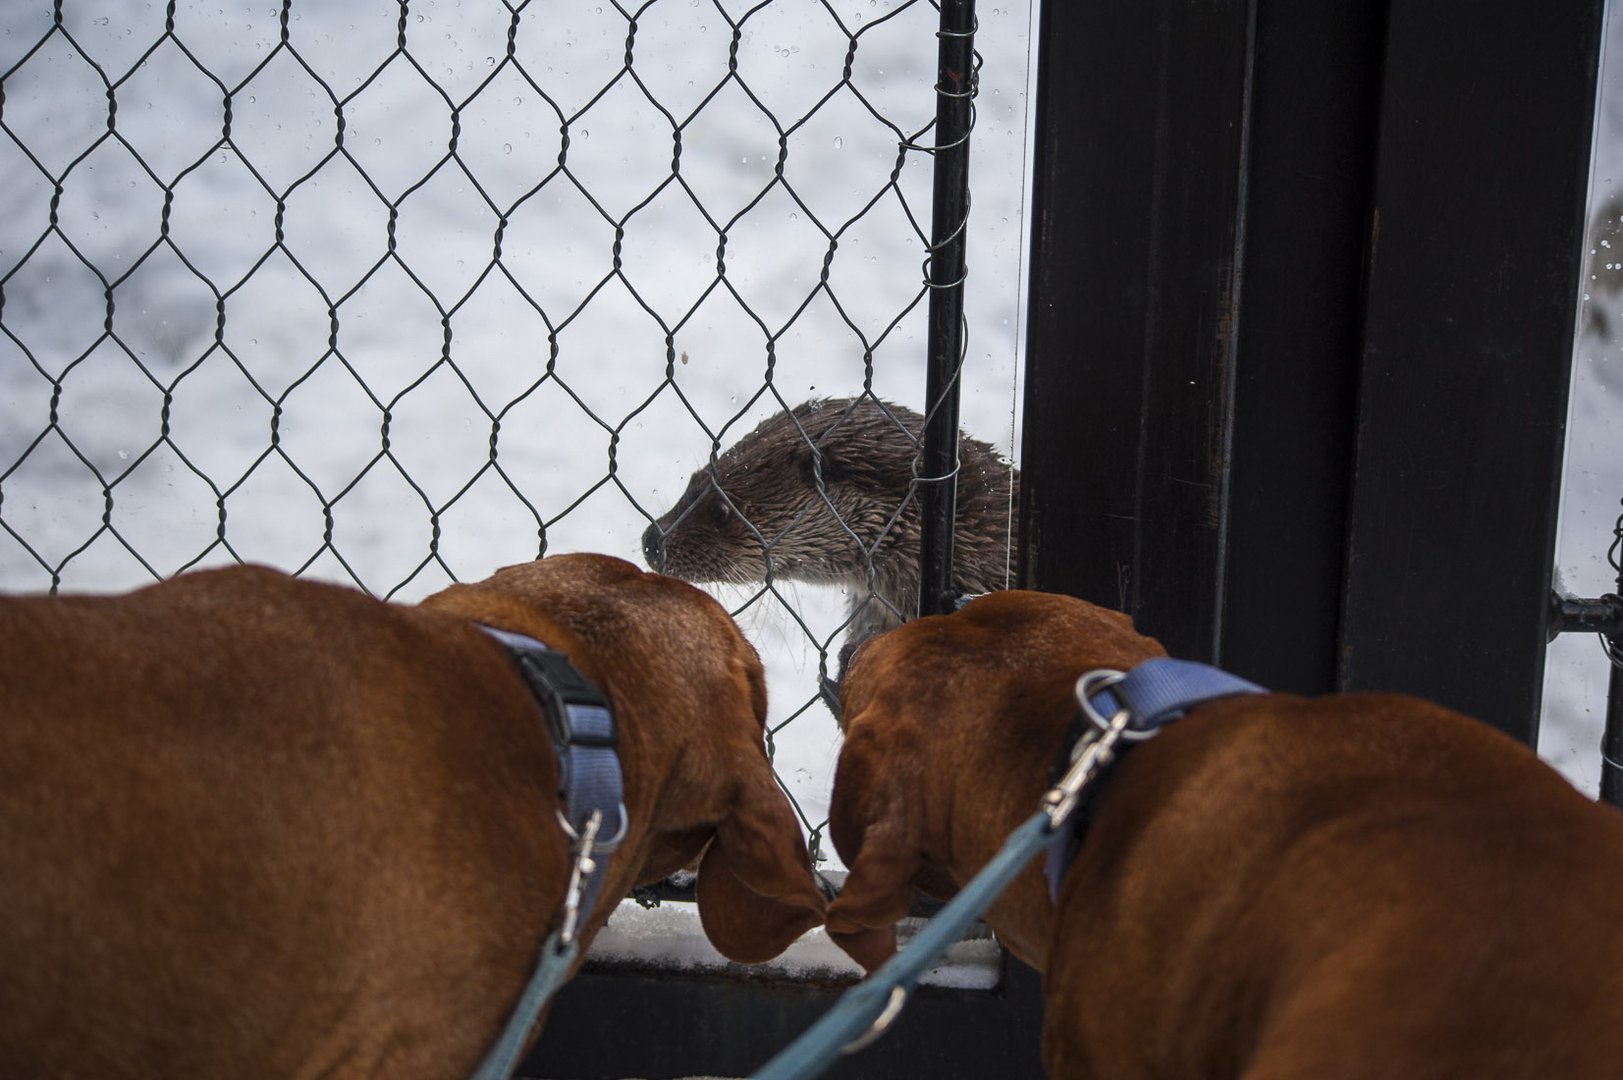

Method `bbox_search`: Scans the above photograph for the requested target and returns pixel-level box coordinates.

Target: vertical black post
[1603,514,1623,806]
[1604,660,1623,806]
[917,0,975,619]
[1019,0,1254,665]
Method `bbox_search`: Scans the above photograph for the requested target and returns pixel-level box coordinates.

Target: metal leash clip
[1043,669,1132,829]
[840,985,910,1054]
[557,809,604,947]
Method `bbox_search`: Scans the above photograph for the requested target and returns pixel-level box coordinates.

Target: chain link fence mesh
[0,0,1028,870]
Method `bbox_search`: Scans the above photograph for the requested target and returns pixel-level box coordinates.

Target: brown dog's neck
[829,590,1168,975]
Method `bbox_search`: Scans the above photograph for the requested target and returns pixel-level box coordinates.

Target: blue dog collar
[479,625,626,862]
[1043,658,1266,901]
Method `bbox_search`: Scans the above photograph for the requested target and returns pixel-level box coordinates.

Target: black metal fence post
[917,0,976,620]
[1607,509,1623,804]
[1606,659,1623,805]
[1557,503,1623,805]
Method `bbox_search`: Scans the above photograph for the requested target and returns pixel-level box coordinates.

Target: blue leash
[753,810,1055,1080]
[469,933,578,1080]
[752,658,1264,1080]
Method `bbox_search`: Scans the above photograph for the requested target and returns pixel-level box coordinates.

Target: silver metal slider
[1042,669,1134,829]
[841,985,910,1055]
[558,808,604,947]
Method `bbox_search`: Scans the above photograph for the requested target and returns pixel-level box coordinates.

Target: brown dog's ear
[695,767,827,964]
[825,722,924,972]
[825,817,916,972]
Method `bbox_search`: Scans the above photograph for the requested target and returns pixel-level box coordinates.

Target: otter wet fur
[641,396,1018,684]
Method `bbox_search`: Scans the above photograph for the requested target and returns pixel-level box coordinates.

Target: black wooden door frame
[1021,0,1603,747]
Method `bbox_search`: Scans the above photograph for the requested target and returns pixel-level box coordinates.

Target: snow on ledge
[584,900,1003,992]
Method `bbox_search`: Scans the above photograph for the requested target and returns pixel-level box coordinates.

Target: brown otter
[641,396,1019,685]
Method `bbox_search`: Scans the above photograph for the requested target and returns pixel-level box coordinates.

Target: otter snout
[641,522,665,571]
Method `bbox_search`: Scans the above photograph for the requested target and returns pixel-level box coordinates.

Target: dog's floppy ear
[695,766,827,964]
[825,720,924,972]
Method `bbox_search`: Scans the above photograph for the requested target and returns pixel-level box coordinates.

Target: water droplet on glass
[503,143,513,154]
[833,136,843,150]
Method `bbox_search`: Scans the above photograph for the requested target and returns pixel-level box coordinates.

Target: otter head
[640,397,923,590]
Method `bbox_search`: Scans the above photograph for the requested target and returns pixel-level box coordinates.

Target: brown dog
[826,590,1623,1077]
[0,554,825,1078]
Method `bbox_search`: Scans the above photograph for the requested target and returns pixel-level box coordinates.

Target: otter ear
[825,721,923,972]
[695,766,827,964]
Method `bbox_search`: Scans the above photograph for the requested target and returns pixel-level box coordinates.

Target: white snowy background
[0,0,1034,864]
[2,0,1621,987]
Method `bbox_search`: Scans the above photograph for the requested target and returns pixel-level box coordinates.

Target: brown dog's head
[825,590,1163,972]
[422,553,825,964]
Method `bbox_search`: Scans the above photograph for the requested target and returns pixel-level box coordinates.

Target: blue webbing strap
[469,934,578,1080]
[1091,657,1265,739]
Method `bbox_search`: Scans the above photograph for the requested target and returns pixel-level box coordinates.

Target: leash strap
[754,658,1267,1080]
[753,811,1055,1080]
[469,626,628,1080]
[469,933,578,1080]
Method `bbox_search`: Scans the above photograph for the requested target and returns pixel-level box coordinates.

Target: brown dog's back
[1047,692,1623,1079]
[0,566,563,1077]
[826,591,1623,1079]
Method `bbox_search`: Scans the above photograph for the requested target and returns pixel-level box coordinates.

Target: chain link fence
[0,0,1028,871]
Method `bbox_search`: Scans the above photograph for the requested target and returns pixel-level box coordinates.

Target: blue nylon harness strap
[1043,657,1264,901]
[469,626,626,1080]
[752,656,1266,1080]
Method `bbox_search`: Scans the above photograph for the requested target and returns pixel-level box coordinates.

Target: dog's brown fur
[0,554,825,1079]
[827,590,1623,1078]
